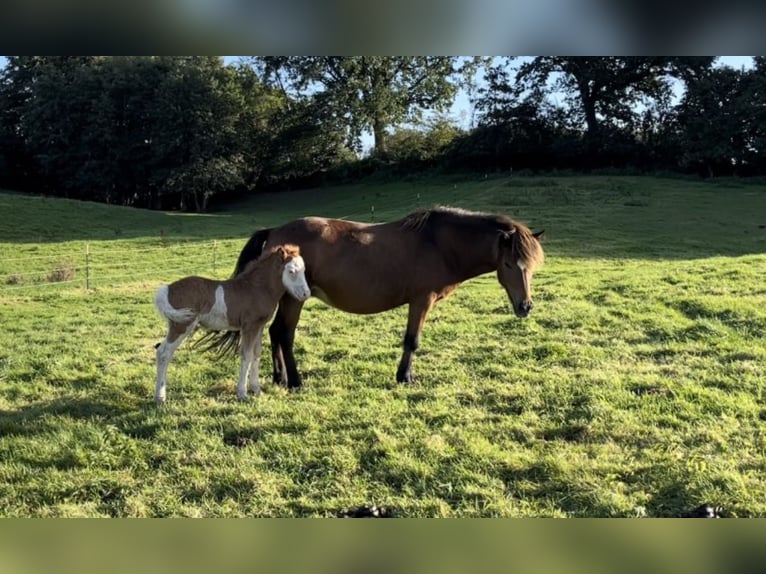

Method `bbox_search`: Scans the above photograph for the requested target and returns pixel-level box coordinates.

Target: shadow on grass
[5,177,766,259]
[0,191,247,244]
[0,392,150,439]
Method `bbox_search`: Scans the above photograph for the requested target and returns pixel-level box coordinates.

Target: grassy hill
[1,176,765,517]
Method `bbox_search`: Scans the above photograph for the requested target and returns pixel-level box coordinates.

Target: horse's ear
[276,246,288,260]
[533,230,545,241]
[500,229,516,243]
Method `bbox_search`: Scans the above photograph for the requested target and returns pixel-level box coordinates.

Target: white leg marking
[154,321,196,404]
[237,331,255,401]
[248,326,265,395]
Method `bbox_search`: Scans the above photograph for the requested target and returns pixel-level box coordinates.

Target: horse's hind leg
[396,294,436,384]
[155,321,195,404]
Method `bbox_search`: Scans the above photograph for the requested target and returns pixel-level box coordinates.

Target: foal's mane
[401,206,543,269]
[242,244,300,274]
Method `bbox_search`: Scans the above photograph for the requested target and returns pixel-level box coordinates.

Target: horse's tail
[193,228,273,357]
[154,285,198,324]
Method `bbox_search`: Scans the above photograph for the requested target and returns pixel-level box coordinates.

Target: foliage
[675,68,748,177]
[252,57,475,156]
[514,57,714,145]
[1,176,766,516]
[0,57,352,211]
[467,57,766,175]
[2,56,766,210]
[385,116,463,165]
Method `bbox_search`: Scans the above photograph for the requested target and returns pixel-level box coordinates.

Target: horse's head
[496,227,545,318]
[277,244,312,302]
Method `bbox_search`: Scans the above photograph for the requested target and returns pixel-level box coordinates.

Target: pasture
[1,175,765,517]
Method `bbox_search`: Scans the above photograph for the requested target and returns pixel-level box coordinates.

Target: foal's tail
[193,228,273,357]
[154,285,197,324]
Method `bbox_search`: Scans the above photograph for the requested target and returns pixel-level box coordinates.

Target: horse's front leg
[396,294,436,384]
[237,328,257,401]
[247,324,265,396]
[275,296,305,390]
[269,309,287,386]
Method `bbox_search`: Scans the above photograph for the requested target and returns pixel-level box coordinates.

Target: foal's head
[274,244,311,301]
[496,226,545,318]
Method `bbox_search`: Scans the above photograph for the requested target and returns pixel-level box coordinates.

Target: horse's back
[265,216,448,314]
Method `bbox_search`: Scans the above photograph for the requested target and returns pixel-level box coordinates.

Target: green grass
[1,175,765,517]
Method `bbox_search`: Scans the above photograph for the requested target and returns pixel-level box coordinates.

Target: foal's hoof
[237,394,253,402]
[154,394,166,405]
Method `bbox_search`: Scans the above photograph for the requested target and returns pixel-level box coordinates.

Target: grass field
[1,175,765,517]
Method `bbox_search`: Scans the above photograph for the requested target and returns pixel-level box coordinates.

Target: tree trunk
[583,98,598,143]
[576,77,599,158]
[373,118,387,157]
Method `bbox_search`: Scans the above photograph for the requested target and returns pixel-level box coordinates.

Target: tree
[386,116,463,165]
[515,57,715,152]
[252,57,473,156]
[741,58,766,173]
[676,67,749,177]
[147,57,247,211]
[0,57,274,211]
[466,60,582,171]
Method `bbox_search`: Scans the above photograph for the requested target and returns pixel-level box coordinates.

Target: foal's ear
[533,229,545,241]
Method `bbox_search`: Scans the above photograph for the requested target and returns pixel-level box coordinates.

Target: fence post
[371,205,375,222]
[213,240,217,274]
[85,243,90,290]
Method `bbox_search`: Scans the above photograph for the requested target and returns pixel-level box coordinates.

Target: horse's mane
[401,206,544,269]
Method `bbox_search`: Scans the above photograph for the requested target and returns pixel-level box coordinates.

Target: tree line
[1,56,764,212]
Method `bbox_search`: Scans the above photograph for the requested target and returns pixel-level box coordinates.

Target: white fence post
[85,243,90,290]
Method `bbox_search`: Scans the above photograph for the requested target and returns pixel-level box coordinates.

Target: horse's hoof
[237,393,252,402]
[154,395,166,405]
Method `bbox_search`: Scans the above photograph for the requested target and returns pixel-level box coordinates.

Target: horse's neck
[438,224,499,280]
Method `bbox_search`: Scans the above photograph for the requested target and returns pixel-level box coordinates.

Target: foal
[153,244,311,403]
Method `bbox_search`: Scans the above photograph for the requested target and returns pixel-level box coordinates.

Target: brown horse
[203,206,544,389]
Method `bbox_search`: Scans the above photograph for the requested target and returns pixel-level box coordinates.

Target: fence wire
[0,239,241,293]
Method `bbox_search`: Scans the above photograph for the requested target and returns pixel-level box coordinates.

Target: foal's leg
[155,320,196,404]
[247,324,265,395]
[237,327,257,401]
[396,294,436,384]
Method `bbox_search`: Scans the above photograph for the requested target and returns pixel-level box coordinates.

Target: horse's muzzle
[515,301,533,317]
